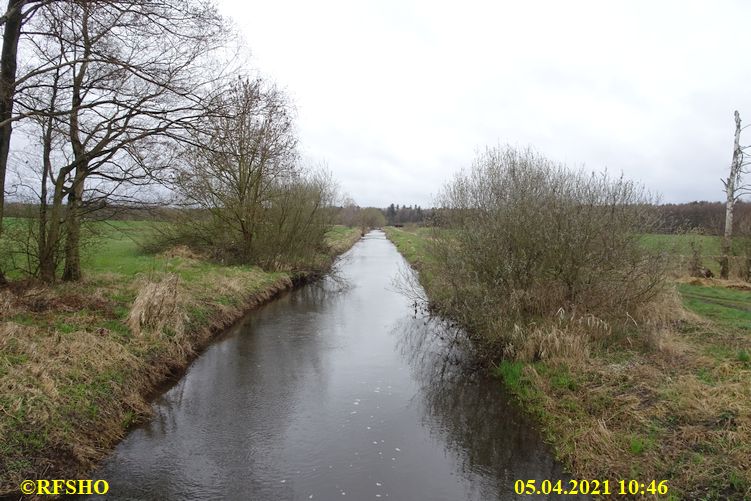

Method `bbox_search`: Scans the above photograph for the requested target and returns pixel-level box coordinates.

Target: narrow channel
[92,231,582,500]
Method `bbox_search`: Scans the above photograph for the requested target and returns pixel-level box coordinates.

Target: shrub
[148,170,336,271]
[430,145,667,347]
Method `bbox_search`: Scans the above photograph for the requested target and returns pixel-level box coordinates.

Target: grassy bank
[0,222,361,496]
[385,226,751,500]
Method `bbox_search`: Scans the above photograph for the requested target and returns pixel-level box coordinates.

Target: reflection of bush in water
[393,315,581,499]
[280,268,352,311]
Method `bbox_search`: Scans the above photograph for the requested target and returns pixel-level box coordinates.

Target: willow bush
[430,146,667,347]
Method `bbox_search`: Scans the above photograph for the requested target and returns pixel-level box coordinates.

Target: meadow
[640,233,749,277]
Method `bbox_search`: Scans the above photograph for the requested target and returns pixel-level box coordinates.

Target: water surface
[94,231,581,500]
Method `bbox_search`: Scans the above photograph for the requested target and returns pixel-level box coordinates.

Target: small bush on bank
[430,145,668,352]
[147,173,336,272]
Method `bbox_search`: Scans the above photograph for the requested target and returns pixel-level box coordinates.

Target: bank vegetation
[387,145,751,500]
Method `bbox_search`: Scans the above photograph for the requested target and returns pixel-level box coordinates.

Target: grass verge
[0,223,361,497]
[386,226,751,500]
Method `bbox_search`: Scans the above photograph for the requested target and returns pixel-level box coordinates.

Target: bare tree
[337,195,359,227]
[17,0,230,281]
[254,167,337,269]
[173,77,298,261]
[720,110,750,279]
[0,0,67,283]
[164,78,338,269]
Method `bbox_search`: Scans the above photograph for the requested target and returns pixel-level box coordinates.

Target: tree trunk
[721,110,743,279]
[62,169,84,281]
[61,3,90,282]
[62,217,82,281]
[39,239,56,282]
[0,0,25,285]
[37,63,62,282]
[38,146,49,277]
[39,172,67,282]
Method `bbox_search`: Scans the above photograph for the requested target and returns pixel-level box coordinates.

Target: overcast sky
[217,0,751,208]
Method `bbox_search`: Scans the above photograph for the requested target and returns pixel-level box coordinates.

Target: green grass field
[382,226,434,267]
[81,220,162,276]
[642,235,751,330]
[678,283,751,331]
[641,233,750,277]
[640,233,725,255]
[1,218,167,279]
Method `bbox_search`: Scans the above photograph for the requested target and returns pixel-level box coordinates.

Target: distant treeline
[376,201,751,234]
[6,200,750,236]
[3,202,181,222]
[330,202,429,229]
[654,201,751,235]
[383,204,428,226]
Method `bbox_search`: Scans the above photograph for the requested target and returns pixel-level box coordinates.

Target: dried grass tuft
[127,274,185,337]
[160,245,206,261]
[631,286,686,326]
[644,327,685,355]
[0,290,14,316]
[676,275,751,289]
[508,322,591,363]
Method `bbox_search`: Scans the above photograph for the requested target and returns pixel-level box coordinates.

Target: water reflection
[90,231,583,500]
[394,315,587,500]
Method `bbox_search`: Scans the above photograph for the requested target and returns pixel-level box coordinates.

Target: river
[92,230,580,500]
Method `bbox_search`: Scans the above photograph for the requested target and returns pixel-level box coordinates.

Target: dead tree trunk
[721,110,743,279]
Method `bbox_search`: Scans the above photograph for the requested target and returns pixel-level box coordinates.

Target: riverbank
[385,226,751,500]
[0,224,361,497]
